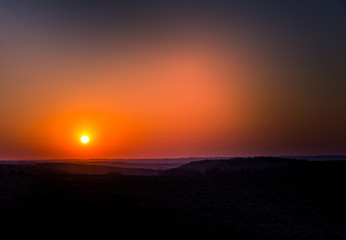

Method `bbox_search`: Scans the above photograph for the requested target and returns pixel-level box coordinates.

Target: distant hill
[0,162,159,176]
[162,157,346,179]
[1,157,346,178]
[283,155,346,161]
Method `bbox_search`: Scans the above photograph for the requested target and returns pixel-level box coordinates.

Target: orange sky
[1,30,250,159]
[1,1,346,159]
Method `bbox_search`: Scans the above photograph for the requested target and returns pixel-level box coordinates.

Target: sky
[1,0,346,159]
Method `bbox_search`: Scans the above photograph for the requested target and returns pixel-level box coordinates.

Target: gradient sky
[1,0,346,159]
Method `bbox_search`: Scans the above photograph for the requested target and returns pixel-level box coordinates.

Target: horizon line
[1,154,346,161]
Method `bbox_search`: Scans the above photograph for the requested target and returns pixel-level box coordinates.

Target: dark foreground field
[0,158,345,239]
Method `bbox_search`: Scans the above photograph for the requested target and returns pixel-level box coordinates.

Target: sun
[81,135,89,143]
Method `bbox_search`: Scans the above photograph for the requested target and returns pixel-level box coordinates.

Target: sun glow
[81,135,89,144]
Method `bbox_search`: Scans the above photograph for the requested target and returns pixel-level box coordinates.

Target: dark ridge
[162,157,346,179]
[0,157,345,239]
